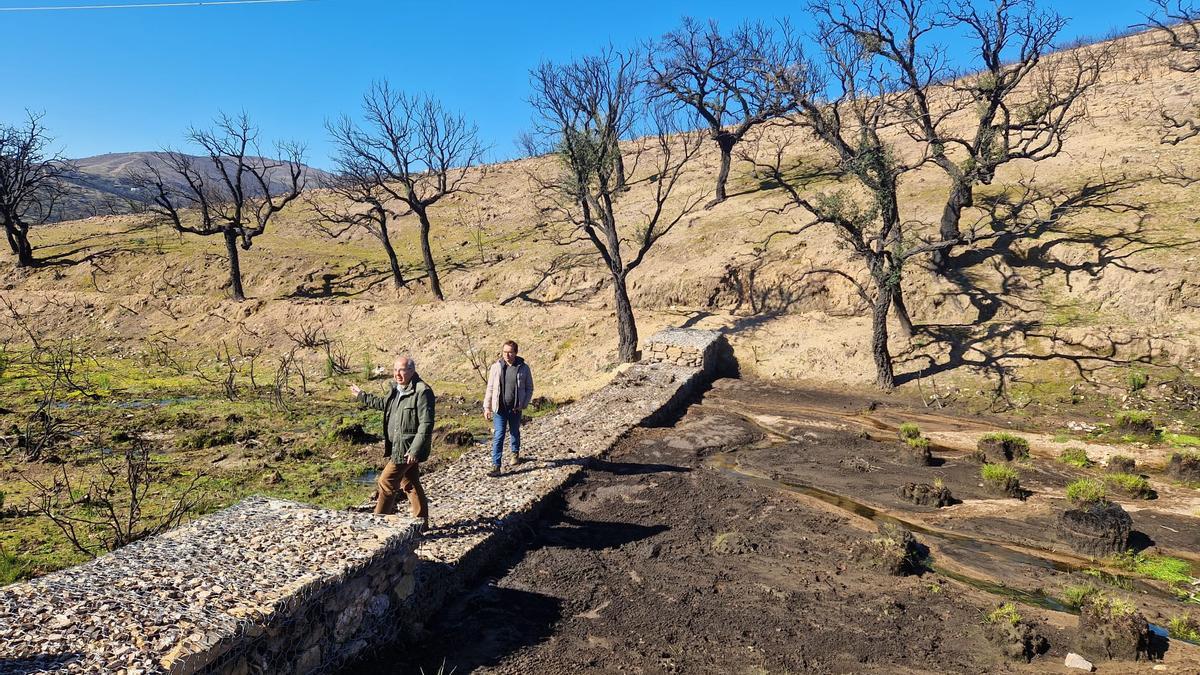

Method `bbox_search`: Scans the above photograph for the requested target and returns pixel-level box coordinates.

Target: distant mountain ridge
[50,151,330,223]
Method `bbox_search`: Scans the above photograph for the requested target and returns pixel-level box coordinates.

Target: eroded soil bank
[354,379,1200,674]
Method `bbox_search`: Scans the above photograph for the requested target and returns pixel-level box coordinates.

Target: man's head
[393,355,417,386]
[501,340,519,365]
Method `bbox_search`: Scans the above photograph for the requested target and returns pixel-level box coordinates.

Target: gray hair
[393,355,417,371]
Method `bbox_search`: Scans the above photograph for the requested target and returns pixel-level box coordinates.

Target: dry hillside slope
[3,29,1200,405]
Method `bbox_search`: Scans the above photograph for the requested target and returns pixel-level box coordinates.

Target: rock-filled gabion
[0,498,421,675]
[643,328,724,370]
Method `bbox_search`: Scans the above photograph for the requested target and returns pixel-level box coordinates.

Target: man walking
[483,340,534,477]
[350,355,434,528]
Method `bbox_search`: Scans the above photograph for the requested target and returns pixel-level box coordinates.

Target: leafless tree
[308,148,407,289]
[129,113,305,301]
[0,113,74,267]
[1145,0,1200,145]
[528,48,706,362]
[23,440,207,558]
[746,9,958,389]
[326,83,487,300]
[813,0,1111,270]
[646,18,806,206]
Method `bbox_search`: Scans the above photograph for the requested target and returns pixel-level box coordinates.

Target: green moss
[1065,479,1107,506]
[899,422,921,440]
[1103,473,1153,499]
[1058,447,1092,468]
[984,602,1022,627]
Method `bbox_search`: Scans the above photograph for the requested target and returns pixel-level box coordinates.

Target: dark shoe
[512,453,527,465]
[487,466,502,478]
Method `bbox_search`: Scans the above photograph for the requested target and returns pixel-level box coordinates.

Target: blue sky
[0,0,1155,168]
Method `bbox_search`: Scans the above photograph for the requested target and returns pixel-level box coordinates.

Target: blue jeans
[491,409,521,466]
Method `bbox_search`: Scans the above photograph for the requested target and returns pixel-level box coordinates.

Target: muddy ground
[356,379,1200,674]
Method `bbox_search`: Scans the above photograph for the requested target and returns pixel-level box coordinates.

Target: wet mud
[352,379,1200,674]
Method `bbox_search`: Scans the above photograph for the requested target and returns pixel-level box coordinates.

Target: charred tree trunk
[871,280,896,390]
[415,207,444,300]
[709,133,737,207]
[613,151,627,192]
[932,179,972,269]
[5,224,34,267]
[378,222,405,288]
[223,230,246,302]
[891,283,914,339]
[612,270,639,363]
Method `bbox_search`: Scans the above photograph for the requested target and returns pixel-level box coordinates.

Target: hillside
[49,152,330,222]
[4,28,1200,408]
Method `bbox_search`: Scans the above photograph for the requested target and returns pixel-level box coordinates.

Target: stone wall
[0,500,422,675]
[0,328,729,674]
[642,328,731,376]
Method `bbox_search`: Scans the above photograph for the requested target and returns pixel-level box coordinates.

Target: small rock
[1065,652,1094,671]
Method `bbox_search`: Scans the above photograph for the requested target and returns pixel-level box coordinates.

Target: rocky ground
[356,379,1200,674]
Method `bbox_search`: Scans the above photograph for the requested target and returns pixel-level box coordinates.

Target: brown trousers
[374,460,429,521]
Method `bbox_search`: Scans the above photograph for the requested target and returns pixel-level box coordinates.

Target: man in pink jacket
[483,340,534,477]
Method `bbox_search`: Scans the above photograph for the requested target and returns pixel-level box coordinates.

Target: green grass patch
[1115,410,1156,433]
[1164,433,1200,448]
[1060,584,1100,610]
[981,432,1029,449]
[1127,369,1148,394]
[1168,614,1200,642]
[1103,473,1153,499]
[1110,552,1195,586]
[1065,479,1107,506]
[905,436,930,450]
[1058,447,1092,468]
[899,422,921,440]
[981,463,1020,496]
[984,602,1022,626]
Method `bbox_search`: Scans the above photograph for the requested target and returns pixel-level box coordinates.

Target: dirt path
[352,380,1200,674]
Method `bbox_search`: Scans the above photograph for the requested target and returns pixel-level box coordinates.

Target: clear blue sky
[0,0,1154,168]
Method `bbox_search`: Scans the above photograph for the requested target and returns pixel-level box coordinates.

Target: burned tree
[1145,0,1200,145]
[307,159,408,289]
[327,83,486,301]
[528,48,705,362]
[0,113,73,267]
[811,0,1111,269]
[130,113,304,301]
[646,18,805,206]
[747,10,959,388]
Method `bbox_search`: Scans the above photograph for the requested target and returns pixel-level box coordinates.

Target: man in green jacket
[350,355,434,526]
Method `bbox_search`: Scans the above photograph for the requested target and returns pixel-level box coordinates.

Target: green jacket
[357,377,435,463]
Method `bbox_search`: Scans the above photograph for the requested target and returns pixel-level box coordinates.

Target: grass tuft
[1103,473,1153,499]
[1115,410,1155,432]
[1167,614,1200,642]
[1058,447,1092,468]
[1065,479,1107,506]
[982,463,1020,496]
[899,422,921,440]
[984,602,1022,627]
[1061,584,1100,609]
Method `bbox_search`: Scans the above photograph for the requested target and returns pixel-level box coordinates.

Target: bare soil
[352,380,1200,673]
